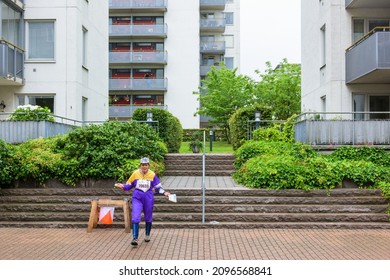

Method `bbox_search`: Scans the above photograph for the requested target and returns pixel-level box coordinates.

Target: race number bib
[135,179,151,192]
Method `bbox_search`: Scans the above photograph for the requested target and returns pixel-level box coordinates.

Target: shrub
[0,139,17,187]
[8,105,55,122]
[54,121,167,184]
[132,108,183,153]
[229,105,272,150]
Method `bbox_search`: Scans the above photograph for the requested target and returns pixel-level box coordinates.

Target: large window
[1,2,23,46]
[353,94,390,120]
[17,95,55,113]
[353,18,390,43]
[27,21,55,60]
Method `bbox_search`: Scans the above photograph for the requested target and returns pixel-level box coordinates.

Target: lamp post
[255,111,261,129]
[209,129,213,152]
[146,112,153,127]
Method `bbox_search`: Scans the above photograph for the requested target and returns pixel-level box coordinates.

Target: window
[27,21,55,60]
[1,3,23,47]
[353,94,365,120]
[223,35,234,48]
[17,95,55,113]
[353,19,364,43]
[82,26,88,67]
[320,24,326,67]
[370,96,390,119]
[224,57,234,69]
[224,12,234,25]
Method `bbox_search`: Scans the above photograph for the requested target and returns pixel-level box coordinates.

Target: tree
[254,59,301,120]
[193,64,256,142]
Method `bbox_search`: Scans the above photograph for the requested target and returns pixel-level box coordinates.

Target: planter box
[0,120,76,144]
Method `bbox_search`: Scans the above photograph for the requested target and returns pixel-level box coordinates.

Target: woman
[115,157,170,247]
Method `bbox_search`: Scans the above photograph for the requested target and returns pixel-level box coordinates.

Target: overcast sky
[239,0,301,80]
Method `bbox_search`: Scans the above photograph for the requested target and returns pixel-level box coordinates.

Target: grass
[179,141,234,154]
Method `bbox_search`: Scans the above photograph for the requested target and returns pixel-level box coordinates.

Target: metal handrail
[0,39,25,52]
[346,26,390,52]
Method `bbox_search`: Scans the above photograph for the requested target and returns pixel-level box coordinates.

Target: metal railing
[0,39,24,82]
[294,112,390,145]
[109,51,167,64]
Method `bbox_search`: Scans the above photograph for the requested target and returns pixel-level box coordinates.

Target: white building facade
[108,0,240,128]
[1,0,240,128]
[301,0,390,119]
[0,0,108,123]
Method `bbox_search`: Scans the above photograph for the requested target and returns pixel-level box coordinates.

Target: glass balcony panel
[346,0,390,8]
[109,24,167,38]
[200,41,225,54]
[200,0,226,10]
[0,40,24,85]
[200,19,226,32]
[109,104,167,118]
[109,51,167,64]
[109,0,167,10]
[346,31,390,83]
[109,78,167,91]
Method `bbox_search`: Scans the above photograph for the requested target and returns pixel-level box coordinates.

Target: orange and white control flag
[99,207,115,224]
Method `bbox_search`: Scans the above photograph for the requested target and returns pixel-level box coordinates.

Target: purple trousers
[131,189,154,223]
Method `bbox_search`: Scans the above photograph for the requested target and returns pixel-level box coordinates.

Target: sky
[239,0,301,80]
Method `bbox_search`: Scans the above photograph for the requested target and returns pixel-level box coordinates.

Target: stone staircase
[164,153,235,176]
[0,187,389,229]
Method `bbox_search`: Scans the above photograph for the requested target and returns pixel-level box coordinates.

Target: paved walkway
[1,176,390,262]
[1,227,390,260]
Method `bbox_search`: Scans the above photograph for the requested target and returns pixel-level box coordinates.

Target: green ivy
[8,105,55,122]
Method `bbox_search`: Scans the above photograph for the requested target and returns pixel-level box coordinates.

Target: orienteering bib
[135,179,151,192]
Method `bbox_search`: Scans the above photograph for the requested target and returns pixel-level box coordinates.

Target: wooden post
[87,200,98,233]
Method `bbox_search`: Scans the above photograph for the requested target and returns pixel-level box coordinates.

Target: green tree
[193,64,256,142]
[254,59,301,120]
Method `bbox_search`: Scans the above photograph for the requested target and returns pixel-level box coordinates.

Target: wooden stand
[87,199,131,233]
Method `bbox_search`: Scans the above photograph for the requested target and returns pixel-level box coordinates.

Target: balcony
[200,64,221,76]
[109,24,167,38]
[200,0,226,10]
[109,0,167,12]
[109,104,167,118]
[200,41,225,54]
[294,112,390,146]
[0,40,24,86]
[109,78,167,91]
[346,0,390,9]
[109,51,167,65]
[200,19,226,33]
[346,29,390,84]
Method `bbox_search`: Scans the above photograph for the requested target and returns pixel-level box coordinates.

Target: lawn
[179,141,234,154]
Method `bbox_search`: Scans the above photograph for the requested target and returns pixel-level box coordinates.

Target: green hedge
[132,108,183,153]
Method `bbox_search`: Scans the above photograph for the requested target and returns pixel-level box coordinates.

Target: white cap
[140,157,150,164]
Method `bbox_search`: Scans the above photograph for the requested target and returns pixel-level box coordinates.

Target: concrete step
[0,187,388,229]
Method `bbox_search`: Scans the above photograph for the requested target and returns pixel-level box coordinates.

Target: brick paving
[1,227,390,260]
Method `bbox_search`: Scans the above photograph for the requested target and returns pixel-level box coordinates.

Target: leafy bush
[54,121,167,184]
[234,140,316,170]
[229,105,272,150]
[132,108,183,153]
[8,105,54,121]
[12,137,65,186]
[330,146,390,166]
[0,139,17,187]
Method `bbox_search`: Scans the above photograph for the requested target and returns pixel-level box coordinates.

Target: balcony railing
[294,112,390,145]
[200,0,226,10]
[0,40,24,85]
[109,0,167,11]
[109,104,167,118]
[346,28,390,84]
[109,78,167,91]
[346,0,390,9]
[109,51,167,64]
[200,64,221,76]
[109,24,167,38]
[200,19,226,33]
[200,41,225,54]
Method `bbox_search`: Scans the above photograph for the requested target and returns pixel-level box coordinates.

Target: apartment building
[301,0,390,119]
[1,0,240,128]
[0,0,109,123]
[108,0,240,128]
